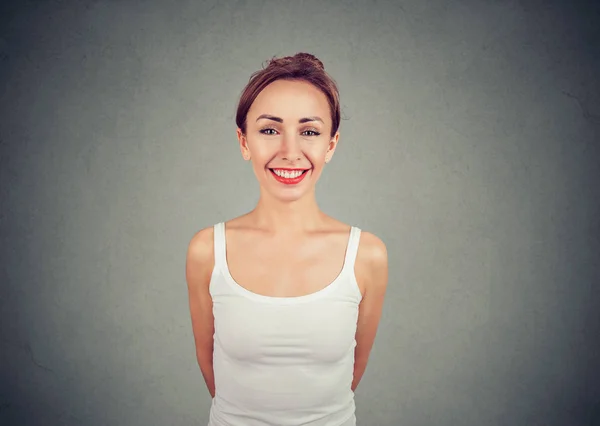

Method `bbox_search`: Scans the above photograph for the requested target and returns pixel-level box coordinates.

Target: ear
[325,132,340,163]
[237,128,251,161]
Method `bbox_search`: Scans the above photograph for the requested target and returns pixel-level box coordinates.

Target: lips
[268,168,311,185]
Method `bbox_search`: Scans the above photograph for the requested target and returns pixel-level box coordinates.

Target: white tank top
[208,222,363,426]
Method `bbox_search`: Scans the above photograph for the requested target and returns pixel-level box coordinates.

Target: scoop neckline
[219,223,355,304]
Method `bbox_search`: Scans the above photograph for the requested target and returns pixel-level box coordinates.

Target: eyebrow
[255,114,324,124]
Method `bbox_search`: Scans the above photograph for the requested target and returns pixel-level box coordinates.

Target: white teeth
[273,169,304,178]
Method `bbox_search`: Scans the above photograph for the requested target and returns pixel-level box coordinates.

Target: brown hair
[235,52,341,138]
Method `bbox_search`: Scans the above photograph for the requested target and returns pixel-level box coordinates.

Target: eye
[259,128,278,135]
[302,129,321,137]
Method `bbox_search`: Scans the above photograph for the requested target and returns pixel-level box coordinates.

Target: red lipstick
[269,168,310,185]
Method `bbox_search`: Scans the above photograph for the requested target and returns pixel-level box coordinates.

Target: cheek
[248,144,273,165]
[304,143,329,163]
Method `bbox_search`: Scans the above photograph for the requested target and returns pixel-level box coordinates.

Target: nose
[280,133,302,161]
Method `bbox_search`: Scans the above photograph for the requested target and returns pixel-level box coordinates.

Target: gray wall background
[1,0,598,425]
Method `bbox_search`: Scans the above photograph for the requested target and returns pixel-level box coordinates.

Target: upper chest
[224,229,356,297]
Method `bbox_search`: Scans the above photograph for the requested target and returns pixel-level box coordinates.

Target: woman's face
[237,79,339,203]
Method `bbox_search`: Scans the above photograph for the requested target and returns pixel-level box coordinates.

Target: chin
[269,189,309,203]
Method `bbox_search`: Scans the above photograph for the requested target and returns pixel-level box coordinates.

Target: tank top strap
[213,222,227,269]
[343,226,362,271]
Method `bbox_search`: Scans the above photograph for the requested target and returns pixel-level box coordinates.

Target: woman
[186,52,388,426]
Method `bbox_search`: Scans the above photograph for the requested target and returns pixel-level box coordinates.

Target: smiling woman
[185,53,388,426]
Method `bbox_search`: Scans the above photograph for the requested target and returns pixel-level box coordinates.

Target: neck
[250,189,325,234]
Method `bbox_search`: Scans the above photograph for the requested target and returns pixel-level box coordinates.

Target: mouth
[268,168,311,185]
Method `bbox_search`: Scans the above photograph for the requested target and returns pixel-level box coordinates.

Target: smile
[268,168,310,185]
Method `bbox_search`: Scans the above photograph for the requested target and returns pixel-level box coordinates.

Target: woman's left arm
[352,232,389,392]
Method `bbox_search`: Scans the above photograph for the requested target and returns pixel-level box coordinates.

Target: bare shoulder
[186,226,215,288]
[187,226,214,261]
[355,230,388,296]
[357,231,388,267]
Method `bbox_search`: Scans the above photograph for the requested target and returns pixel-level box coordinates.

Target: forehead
[248,80,330,122]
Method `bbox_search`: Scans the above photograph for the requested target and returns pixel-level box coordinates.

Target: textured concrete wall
[1,0,598,425]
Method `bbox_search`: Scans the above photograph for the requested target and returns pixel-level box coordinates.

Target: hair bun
[292,52,325,70]
[265,52,325,71]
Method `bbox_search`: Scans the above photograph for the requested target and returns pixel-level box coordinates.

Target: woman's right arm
[185,227,216,398]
